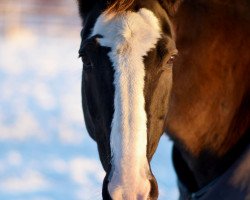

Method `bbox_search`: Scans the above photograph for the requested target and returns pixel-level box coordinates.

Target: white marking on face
[91,8,161,199]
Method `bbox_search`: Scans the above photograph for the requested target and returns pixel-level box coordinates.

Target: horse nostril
[149,177,159,200]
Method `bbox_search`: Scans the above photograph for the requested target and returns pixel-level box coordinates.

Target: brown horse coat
[165,0,250,196]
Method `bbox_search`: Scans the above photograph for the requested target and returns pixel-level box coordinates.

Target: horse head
[77,0,180,199]
[77,0,250,199]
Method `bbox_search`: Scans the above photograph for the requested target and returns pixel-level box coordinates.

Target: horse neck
[189,0,250,17]
[166,0,250,190]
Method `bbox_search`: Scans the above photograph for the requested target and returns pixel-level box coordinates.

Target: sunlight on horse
[77,0,250,199]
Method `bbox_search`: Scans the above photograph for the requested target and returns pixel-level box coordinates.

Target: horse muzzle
[102,171,159,200]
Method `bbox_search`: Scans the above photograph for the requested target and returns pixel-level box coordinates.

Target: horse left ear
[158,0,183,16]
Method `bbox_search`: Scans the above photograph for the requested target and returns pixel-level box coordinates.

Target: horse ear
[77,0,97,19]
[158,0,183,16]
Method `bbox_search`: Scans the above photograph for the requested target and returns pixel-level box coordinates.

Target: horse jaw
[91,8,161,199]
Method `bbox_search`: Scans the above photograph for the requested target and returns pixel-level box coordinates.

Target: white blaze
[91,9,161,199]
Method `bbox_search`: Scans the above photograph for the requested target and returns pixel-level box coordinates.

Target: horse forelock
[105,0,135,14]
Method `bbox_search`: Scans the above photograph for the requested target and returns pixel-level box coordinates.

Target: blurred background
[0,0,178,199]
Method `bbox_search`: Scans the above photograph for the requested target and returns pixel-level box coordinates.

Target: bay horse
[77,0,250,199]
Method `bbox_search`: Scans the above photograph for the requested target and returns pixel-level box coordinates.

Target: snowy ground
[0,30,178,200]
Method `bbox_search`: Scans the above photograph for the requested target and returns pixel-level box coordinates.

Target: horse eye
[167,55,176,65]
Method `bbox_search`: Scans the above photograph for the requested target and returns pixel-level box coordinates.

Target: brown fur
[167,0,250,156]
[165,0,250,189]
[158,0,183,16]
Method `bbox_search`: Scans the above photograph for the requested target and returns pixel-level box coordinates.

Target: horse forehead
[91,8,162,53]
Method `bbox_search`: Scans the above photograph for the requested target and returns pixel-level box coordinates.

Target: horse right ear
[77,0,97,19]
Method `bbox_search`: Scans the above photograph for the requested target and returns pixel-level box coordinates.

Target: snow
[0,28,178,200]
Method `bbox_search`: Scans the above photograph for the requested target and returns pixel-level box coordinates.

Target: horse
[77,0,250,199]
